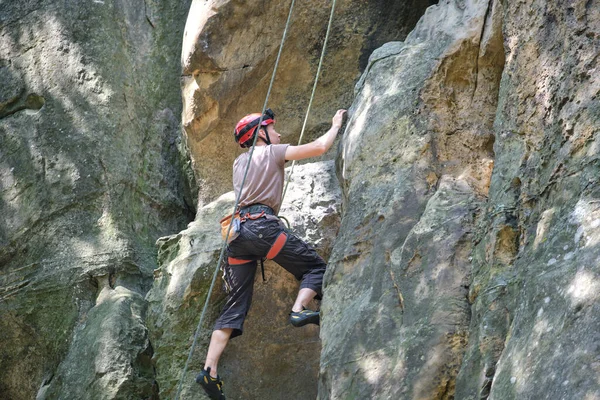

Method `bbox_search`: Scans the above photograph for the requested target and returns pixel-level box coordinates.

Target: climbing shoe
[290,309,320,327]
[196,367,226,400]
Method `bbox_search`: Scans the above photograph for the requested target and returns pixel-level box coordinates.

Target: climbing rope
[281,0,338,204]
[174,0,338,397]
[173,1,297,398]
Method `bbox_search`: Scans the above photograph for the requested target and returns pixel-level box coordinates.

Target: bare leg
[204,328,233,377]
[292,288,318,312]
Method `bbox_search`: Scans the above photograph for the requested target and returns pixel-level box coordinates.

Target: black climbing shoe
[290,309,320,327]
[196,367,226,400]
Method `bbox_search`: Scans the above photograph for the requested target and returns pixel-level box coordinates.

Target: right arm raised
[285,109,346,161]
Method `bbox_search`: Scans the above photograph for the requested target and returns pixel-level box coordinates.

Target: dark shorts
[213,216,326,338]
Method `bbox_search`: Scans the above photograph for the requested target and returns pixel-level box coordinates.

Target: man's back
[233,144,289,214]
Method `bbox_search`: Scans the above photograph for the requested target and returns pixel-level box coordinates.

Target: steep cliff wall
[2,0,599,399]
[457,1,600,399]
[322,0,599,399]
[321,0,502,398]
[181,0,436,205]
[0,1,195,398]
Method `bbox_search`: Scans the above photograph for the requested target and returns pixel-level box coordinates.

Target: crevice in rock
[43,372,54,385]
[36,371,54,399]
[384,251,405,310]
[472,0,494,102]
[357,0,440,71]
[192,65,252,75]
[89,274,100,305]
[479,363,494,399]
[144,0,155,29]
[108,269,116,289]
[354,45,412,96]
[0,93,45,119]
[0,279,31,302]
[136,340,157,398]
[145,15,155,29]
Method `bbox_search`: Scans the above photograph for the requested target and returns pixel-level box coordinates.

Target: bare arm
[285,109,346,161]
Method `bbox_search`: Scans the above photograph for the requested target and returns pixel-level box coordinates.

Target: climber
[196,107,346,400]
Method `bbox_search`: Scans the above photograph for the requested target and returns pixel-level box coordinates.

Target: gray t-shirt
[233,144,289,214]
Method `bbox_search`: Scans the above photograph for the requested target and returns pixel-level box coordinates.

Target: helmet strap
[261,126,271,145]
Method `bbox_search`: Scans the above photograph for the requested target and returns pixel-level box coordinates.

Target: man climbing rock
[196,108,346,400]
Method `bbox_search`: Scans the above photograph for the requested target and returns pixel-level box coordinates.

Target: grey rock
[2,0,599,399]
[320,0,502,398]
[460,1,600,399]
[0,0,195,398]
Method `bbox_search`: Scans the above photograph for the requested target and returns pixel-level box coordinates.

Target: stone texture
[0,0,195,398]
[320,0,503,398]
[2,0,599,398]
[180,0,437,206]
[146,161,341,399]
[456,1,600,399]
[39,280,156,399]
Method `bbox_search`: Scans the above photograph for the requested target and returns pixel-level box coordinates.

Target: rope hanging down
[174,0,337,398]
[281,0,338,204]
[173,1,297,398]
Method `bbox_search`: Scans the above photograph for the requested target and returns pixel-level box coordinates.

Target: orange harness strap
[227,231,288,266]
[240,211,265,222]
[228,257,253,265]
[266,231,288,260]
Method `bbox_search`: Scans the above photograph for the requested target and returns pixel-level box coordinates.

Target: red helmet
[234,109,275,148]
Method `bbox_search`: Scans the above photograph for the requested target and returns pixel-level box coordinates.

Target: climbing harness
[174,0,337,398]
[223,205,291,286]
[173,1,296,398]
[225,207,288,285]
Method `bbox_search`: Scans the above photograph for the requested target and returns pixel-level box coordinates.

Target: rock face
[180,0,437,206]
[321,0,599,399]
[146,161,341,399]
[457,1,600,399]
[0,1,195,398]
[2,0,600,399]
[320,0,502,398]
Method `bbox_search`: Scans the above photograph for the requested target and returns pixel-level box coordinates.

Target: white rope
[173,1,297,398]
[281,0,338,204]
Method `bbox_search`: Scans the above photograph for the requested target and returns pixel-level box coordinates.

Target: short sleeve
[270,144,290,167]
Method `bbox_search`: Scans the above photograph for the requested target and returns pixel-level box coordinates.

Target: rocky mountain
[1,0,598,399]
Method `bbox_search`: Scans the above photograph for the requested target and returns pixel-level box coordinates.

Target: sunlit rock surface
[180,0,436,205]
[457,1,600,399]
[1,0,599,398]
[146,161,341,399]
[0,1,195,398]
[320,0,502,398]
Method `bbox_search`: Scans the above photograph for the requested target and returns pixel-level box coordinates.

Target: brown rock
[180,0,436,206]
